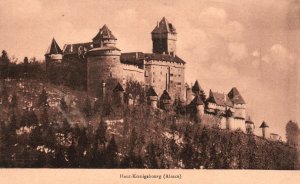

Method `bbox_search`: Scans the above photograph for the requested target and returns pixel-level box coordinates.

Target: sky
[0,0,299,138]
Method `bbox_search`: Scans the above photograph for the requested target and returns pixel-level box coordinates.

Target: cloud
[228,42,248,63]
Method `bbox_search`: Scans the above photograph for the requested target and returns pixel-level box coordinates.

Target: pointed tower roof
[113,82,124,92]
[190,95,204,106]
[152,17,177,34]
[93,24,117,41]
[147,86,158,97]
[227,87,246,104]
[160,90,172,100]
[45,38,63,55]
[259,121,269,128]
[192,80,203,93]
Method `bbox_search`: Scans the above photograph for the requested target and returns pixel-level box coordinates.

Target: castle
[45,17,279,139]
[45,17,185,100]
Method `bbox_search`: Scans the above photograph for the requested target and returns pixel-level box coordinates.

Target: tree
[125,80,144,105]
[38,88,48,108]
[82,97,92,118]
[10,93,18,109]
[23,57,29,65]
[40,108,49,128]
[0,50,10,78]
[60,97,68,112]
[286,120,299,147]
[129,128,138,153]
[62,118,71,135]
[95,119,107,145]
[106,135,119,168]
[1,84,8,105]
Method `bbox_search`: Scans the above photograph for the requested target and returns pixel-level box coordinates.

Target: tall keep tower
[87,25,122,96]
[151,17,177,55]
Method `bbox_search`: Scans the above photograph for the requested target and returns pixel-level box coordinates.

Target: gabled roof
[113,83,124,92]
[63,42,93,55]
[152,17,177,34]
[192,80,203,92]
[93,24,117,41]
[259,121,269,128]
[160,90,171,100]
[206,90,233,107]
[190,95,204,105]
[147,86,158,97]
[45,38,63,55]
[120,52,186,65]
[227,87,246,104]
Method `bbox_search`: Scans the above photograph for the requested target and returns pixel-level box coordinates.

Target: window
[145,71,149,77]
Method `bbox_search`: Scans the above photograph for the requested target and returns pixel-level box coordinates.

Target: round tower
[147,86,158,108]
[87,25,123,96]
[226,108,234,130]
[260,121,269,139]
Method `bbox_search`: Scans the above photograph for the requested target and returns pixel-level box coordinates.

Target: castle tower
[87,25,122,96]
[160,90,172,111]
[260,121,269,139]
[45,38,63,83]
[113,82,125,105]
[228,87,246,131]
[151,17,177,55]
[245,117,255,134]
[147,86,158,108]
[225,108,234,130]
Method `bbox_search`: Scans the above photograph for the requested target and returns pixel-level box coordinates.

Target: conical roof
[190,95,204,105]
[227,87,246,104]
[45,38,63,55]
[259,121,269,128]
[192,80,203,92]
[152,17,177,34]
[113,82,124,92]
[147,86,158,97]
[93,24,117,41]
[160,90,171,100]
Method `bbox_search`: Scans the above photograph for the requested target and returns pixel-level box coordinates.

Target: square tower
[151,17,177,55]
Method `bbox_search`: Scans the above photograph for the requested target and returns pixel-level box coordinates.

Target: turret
[192,80,203,96]
[225,108,234,130]
[87,25,123,96]
[147,86,158,108]
[113,82,124,105]
[260,121,269,139]
[160,90,172,111]
[245,117,255,134]
[151,17,177,55]
[227,87,246,120]
[45,38,63,62]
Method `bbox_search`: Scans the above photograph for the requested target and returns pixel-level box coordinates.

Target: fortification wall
[122,64,144,84]
[144,59,185,100]
[87,54,123,96]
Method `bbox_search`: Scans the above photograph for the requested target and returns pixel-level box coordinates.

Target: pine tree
[106,135,119,168]
[38,88,48,108]
[62,118,71,135]
[1,84,8,105]
[10,93,18,109]
[285,120,299,147]
[95,119,107,145]
[60,97,68,112]
[40,107,49,128]
[129,128,138,153]
[82,97,92,118]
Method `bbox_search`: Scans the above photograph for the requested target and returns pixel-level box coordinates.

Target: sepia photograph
[0,1,300,181]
